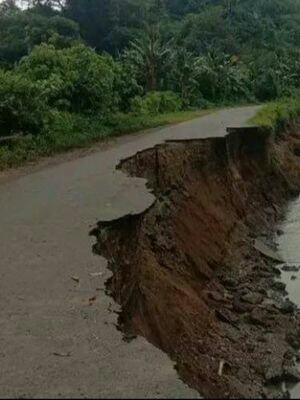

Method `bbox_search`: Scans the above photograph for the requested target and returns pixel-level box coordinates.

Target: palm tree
[124,24,170,91]
[168,48,200,107]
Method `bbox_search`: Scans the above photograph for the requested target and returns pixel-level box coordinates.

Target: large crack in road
[92,125,300,398]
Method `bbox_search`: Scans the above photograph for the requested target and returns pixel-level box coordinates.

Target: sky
[0,0,27,8]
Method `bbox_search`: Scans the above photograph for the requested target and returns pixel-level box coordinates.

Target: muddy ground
[92,125,300,398]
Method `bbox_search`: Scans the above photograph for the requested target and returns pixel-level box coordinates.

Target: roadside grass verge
[250,96,300,133]
[0,109,212,170]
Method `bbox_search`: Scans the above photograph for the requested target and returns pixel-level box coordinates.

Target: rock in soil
[283,365,300,383]
[286,331,300,350]
[272,281,287,292]
[277,300,296,314]
[282,265,300,272]
[241,292,264,305]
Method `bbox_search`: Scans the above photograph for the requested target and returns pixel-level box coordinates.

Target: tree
[25,14,80,50]
[0,69,45,136]
[21,0,65,9]
[63,0,151,53]
[195,51,250,102]
[179,5,238,55]
[17,44,119,114]
[0,7,28,67]
[0,0,19,14]
[0,4,80,67]
[63,0,113,51]
[250,49,300,100]
[123,24,171,91]
[167,48,202,106]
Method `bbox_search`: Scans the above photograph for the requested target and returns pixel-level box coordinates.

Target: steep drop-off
[91,126,300,398]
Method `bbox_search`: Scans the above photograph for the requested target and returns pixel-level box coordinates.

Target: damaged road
[0,107,260,398]
[92,119,300,398]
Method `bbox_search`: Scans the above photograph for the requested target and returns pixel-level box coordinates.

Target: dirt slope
[92,126,300,398]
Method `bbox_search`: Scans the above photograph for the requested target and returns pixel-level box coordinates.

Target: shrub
[114,59,143,112]
[41,110,110,150]
[131,91,182,115]
[0,69,46,137]
[17,43,119,115]
[0,110,110,169]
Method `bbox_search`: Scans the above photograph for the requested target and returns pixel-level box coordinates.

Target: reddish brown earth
[92,126,300,398]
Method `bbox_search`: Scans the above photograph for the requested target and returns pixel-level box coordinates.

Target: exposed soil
[91,125,300,398]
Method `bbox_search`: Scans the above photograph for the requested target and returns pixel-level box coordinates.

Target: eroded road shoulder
[92,121,300,397]
[0,107,258,398]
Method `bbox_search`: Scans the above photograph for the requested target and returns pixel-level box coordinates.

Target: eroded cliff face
[91,127,300,398]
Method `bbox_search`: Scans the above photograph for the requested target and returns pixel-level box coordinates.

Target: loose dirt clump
[91,127,300,398]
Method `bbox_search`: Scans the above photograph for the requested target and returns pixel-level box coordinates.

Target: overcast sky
[0,0,27,7]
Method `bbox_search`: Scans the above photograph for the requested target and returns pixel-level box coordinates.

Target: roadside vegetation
[251,96,300,133]
[0,0,300,168]
[0,108,210,168]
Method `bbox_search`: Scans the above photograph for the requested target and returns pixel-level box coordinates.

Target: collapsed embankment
[91,125,300,398]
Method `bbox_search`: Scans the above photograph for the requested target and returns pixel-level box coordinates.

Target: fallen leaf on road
[71,276,80,283]
[53,352,71,358]
[218,360,225,376]
[89,272,103,278]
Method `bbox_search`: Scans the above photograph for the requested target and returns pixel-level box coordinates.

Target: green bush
[131,91,182,115]
[0,110,110,169]
[114,59,143,112]
[0,108,211,170]
[0,69,46,137]
[41,110,110,150]
[17,44,119,115]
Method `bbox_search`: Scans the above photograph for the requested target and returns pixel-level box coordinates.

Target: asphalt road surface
[0,106,259,398]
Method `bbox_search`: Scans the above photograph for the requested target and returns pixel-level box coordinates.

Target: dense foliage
[0,0,299,165]
[0,68,45,135]
[17,44,118,113]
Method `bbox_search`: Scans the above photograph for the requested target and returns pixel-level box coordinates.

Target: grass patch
[250,96,300,132]
[0,109,212,170]
[105,109,213,135]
